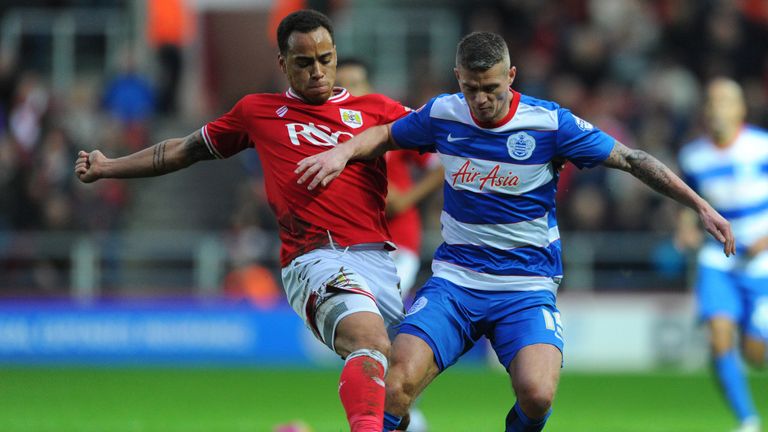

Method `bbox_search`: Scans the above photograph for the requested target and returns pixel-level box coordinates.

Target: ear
[509,66,517,85]
[453,67,460,83]
[278,53,287,74]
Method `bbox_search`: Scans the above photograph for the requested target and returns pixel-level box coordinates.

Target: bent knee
[337,332,391,359]
[334,312,391,358]
[385,375,417,412]
[516,383,556,417]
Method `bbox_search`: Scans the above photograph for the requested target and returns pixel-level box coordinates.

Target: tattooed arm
[603,141,736,256]
[74,130,214,183]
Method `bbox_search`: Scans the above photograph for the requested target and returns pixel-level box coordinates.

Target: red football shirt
[202,88,409,266]
[385,151,439,253]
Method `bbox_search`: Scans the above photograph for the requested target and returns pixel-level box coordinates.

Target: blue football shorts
[397,276,564,371]
[696,265,768,340]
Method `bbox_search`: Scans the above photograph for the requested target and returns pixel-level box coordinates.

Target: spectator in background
[102,49,155,127]
[146,0,195,115]
[677,78,768,432]
[102,48,155,151]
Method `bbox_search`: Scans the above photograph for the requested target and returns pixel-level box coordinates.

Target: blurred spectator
[224,179,281,307]
[102,50,155,126]
[146,0,195,115]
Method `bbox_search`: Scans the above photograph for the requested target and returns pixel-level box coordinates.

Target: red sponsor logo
[450,160,520,191]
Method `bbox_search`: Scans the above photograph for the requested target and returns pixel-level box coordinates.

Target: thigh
[489,291,564,370]
[281,249,401,351]
[696,266,741,322]
[397,277,480,371]
[387,333,441,399]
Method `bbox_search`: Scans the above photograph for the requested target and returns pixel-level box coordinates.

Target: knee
[709,320,735,356]
[334,315,391,359]
[515,381,556,418]
[385,372,416,412]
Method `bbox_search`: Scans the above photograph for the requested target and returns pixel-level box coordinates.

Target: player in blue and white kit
[297,32,735,432]
[677,78,768,432]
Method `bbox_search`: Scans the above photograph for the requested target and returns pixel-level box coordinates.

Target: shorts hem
[398,323,447,371]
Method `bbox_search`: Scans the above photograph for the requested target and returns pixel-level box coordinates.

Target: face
[704,79,746,136]
[454,62,516,124]
[335,64,372,96]
[278,27,337,105]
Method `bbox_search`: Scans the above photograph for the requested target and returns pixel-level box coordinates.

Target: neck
[712,123,743,148]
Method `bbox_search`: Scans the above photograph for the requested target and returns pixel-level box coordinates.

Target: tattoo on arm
[603,141,678,198]
[152,141,167,173]
[181,130,215,163]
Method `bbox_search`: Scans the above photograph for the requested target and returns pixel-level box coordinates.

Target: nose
[473,92,488,107]
[310,61,324,79]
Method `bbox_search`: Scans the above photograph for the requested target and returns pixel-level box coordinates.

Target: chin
[305,89,332,105]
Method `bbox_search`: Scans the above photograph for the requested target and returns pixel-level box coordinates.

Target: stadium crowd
[2,0,768,293]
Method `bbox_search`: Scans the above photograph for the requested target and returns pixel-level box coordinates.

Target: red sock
[338,352,386,432]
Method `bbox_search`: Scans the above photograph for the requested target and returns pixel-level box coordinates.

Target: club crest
[507,132,536,160]
[340,109,363,129]
[406,297,428,316]
[574,115,594,131]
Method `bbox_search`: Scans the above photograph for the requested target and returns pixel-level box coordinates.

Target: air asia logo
[339,109,363,128]
[451,160,520,191]
[507,132,536,160]
[286,122,354,147]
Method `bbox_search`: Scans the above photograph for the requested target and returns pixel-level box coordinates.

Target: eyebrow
[294,51,333,60]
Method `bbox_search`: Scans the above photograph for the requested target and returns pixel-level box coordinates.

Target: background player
[296,31,736,432]
[677,78,768,432]
[74,10,410,432]
[336,58,444,299]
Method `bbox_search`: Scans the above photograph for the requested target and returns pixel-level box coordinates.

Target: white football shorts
[390,247,421,299]
[281,244,405,353]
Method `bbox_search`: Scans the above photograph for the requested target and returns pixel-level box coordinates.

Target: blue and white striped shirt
[391,91,615,292]
[679,125,768,276]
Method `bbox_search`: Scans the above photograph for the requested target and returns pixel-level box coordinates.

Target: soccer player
[336,58,444,298]
[296,32,736,432]
[74,10,410,432]
[677,78,768,432]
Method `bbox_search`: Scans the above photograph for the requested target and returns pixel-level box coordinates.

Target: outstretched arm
[603,141,735,256]
[295,123,399,190]
[74,129,214,183]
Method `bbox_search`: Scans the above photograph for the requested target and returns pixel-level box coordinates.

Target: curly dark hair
[277,9,335,55]
[456,31,509,71]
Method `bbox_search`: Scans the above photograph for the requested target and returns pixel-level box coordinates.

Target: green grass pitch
[0,367,765,431]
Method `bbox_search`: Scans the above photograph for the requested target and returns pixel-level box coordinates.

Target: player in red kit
[74,10,408,432]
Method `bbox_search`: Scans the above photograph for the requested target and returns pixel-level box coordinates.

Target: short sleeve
[377,95,411,124]
[201,98,252,159]
[390,97,438,153]
[555,109,615,169]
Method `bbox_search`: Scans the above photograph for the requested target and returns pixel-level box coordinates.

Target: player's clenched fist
[74,150,105,183]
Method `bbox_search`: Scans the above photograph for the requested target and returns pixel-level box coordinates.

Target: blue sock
[505,402,551,432]
[715,349,757,422]
[383,412,402,432]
